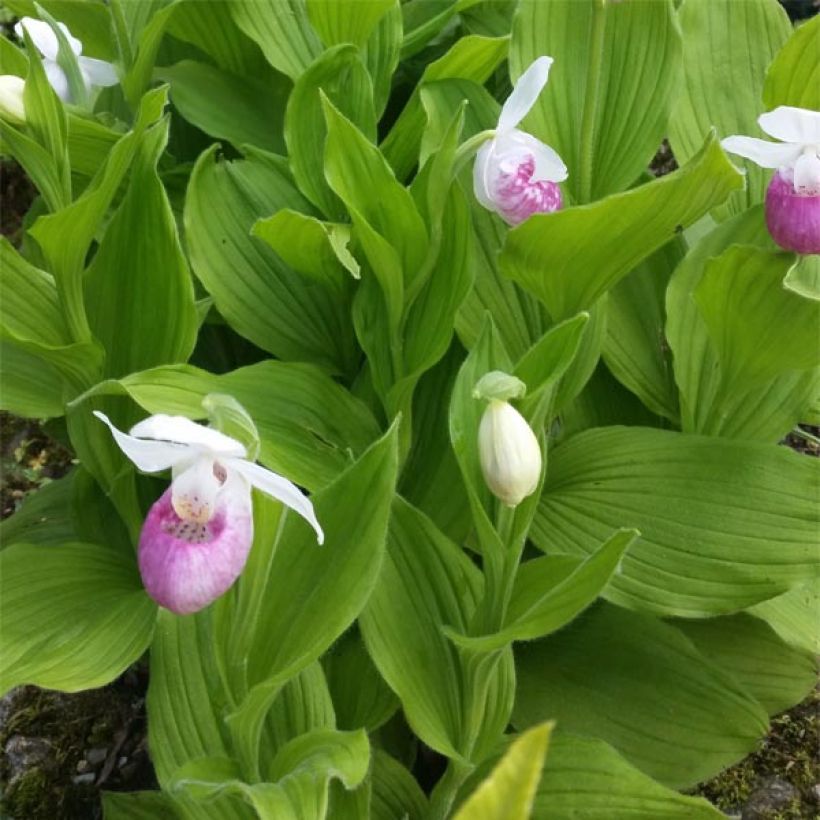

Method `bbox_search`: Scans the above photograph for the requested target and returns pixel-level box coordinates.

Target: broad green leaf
[764,14,820,110]
[159,60,288,153]
[167,0,268,76]
[499,133,743,321]
[102,790,190,820]
[382,34,509,181]
[603,239,682,422]
[533,733,723,819]
[785,255,820,302]
[285,45,376,218]
[694,245,819,394]
[323,630,399,732]
[510,0,682,203]
[0,32,29,76]
[532,426,819,617]
[66,112,123,180]
[230,0,322,80]
[669,0,791,219]
[446,529,635,653]
[453,723,551,820]
[81,359,380,493]
[183,146,358,375]
[666,206,819,440]
[513,603,768,789]
[252,210,359,288]
[749,581,820,655]
[400,0,457,58]
[306,0,394,47]
[361,1,402,117]
[675,614,817,716]
[370,750,428,820]
[361,496,507,760]
[0,342,65,417]
[0,542,156,694]
[84,118,198,378]
[120,1,177,109]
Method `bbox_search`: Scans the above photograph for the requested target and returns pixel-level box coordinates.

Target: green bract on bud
[473,370,527,402]
[202,393,261,462]
[0,75,26,124]
[477,399,542,507]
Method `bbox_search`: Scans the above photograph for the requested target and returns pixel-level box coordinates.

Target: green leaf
[102,790,187,820]
[120,1,176,110]
[370,750,429,820]
[230,0,322,80]
[764,14,820,110]
[603,239,682,422]
[361,497,514,762]
[84,117,198,378]
[532,426,819,617]
[81,359,380,493]
[785,254,820,302]
[361,2,402,117]
[453,723,551,820]
[285,45,376,218]
[306,0,394,47]
[66,112,123,180]
[252,210,359,287]
[446,529,636,653]
[510,0,682,203]
[323,630,399,732]
[0,542,156,694]
[533,732,724,819]
[513,603,768,789]
[694,245,819,393]
[381,34,509,181]
[668,0,791,219]
[674,613,817,716]
[666,206,818,440]
[748,580,820,655]
[183,146,358,375]
[499,133,743,320]
[0,342,65,417]
[159,60,288,153]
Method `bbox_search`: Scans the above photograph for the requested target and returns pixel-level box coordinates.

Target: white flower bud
[0,75,26,124]
[478,399,542,507]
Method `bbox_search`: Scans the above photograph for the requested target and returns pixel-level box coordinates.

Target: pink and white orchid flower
[722,106,820,254]
[473,56,568,225]
[15,17,117,104]
[95,411,323,615]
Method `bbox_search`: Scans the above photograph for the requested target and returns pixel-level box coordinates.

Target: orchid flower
[473,56,568,225]
[15,17,117,104]
[722,106,820,254]
[95,411,323,615]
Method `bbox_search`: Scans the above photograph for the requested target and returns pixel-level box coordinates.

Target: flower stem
[429,758,473,820]
[452,129,496,177]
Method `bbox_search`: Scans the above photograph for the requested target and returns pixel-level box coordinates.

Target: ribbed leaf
[499,134,743,320]
[669,0,791,219]
[513,604,768,789]
[749,581,820,655]
[510,0,682,203]
[370,751,428,820]
[532,426,819,617]
[764,14,820,110]
[306,0,394,46]
[0,542,156,694]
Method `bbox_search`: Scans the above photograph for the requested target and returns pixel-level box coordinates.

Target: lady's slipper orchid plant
[722,106,820,254]
[15,17,117,104]
[473,56,568,225]
[95,411,323,615]
[0,75,26,123]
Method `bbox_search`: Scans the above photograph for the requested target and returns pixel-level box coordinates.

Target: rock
[741,777,798,819]
[71,772,96,786]
[3,735,53,784]
[85,746,108,766]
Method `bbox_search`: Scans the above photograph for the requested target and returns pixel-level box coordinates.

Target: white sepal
[15,18,80,61]
[93,411,192,473]
[227,458,325,544]
[720,135,802,169]
[79,56,118,88]
[498,56,553,132]
[759,106,820,145]
[129,414,247,457]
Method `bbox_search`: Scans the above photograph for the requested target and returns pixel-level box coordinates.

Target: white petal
[227,458,324,544]
[473,140,499,210]
[94,411,193,473]
[758,106,820,146]
[79,56,118,88]
[793,150,820,195]
[171,456,223,523]
[500,130,567,182]
[129,414,247,458]
[498,56,553,132]
[15,18,81,61]
[43,60,70,101]
[721,135,803,169]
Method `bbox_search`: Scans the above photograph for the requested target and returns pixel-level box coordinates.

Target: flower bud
[478,399,542,507]
[0,75,26,124]
[765,171,820,255]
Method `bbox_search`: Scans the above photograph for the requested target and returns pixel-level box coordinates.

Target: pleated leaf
[764,14,820,110]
